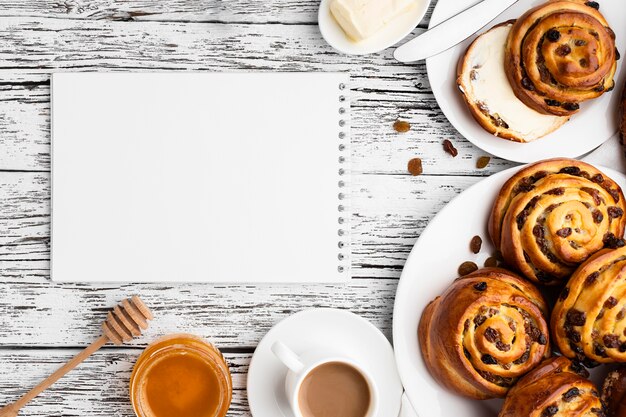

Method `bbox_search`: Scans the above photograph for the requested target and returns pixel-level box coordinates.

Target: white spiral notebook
[51,72,351,283]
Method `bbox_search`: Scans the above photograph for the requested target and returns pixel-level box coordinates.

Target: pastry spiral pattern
[505,0,617,117]
[489,158,626,286]
[419,268,550,399]
[499,356,605,417]
[553,246,626,365]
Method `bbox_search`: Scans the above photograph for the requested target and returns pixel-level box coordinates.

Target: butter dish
[318,0,431,55]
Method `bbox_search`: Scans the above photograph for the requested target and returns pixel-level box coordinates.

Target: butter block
[330,0,417,41]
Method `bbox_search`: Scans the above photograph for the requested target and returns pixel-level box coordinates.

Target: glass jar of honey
[130,334,232,417]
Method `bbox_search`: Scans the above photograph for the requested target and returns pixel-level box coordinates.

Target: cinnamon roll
[499,356,604,417]
[553,246,626,365]
[505,0,617,117]
[489,158,626,285]
[419,268,550,399]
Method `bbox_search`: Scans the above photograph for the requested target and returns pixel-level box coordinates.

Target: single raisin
[393,120,410,133]
[605,297,618,309]
[484,327,498,342]
[538,334,547,345]
[562,102,580,111]
[546,99,562,107]
[556,228,572,238]
[604,233,626,249]
[566,309,587,326]
[593,210,604,224]
[547,29,561,42]
[560,287,570,301]
[521,77,535,91]
[556,44,572,56]
[608,207,624,218]
[474,281,488,291]
[442,139,458,157]
[575,39,587,47]
[616,48,621,61]
[580,58,589,68]
[458,261,478,276]
[476,156,490,169]
[603,334,620,348]
[585,1,599,9]
[563,388,580,402]
[407,158,423,176]
[484,257,498,268]
[585,272,600,285]
[481,354,497,365]
[470,236,482,254]
[542,405,558,417]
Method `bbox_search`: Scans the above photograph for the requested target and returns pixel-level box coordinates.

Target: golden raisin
[407,158,423,176]
[458,261,478,276]
[477,156,491,169]
[393,120,411,133]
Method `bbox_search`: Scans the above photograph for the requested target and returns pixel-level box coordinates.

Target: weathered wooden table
[0,1,519,415]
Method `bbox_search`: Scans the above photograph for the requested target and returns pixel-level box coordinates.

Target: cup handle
[271,341,305,373]
[398,392,419,417]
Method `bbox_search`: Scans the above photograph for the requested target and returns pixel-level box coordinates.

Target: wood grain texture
[0,18,515,174]
[0,349,250,416]
[0,0,436,25]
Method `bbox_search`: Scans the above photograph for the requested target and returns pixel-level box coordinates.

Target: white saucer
[247,308,403,417]
[318,0,432,55]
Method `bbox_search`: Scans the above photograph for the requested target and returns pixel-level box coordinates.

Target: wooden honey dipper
[0,296,153,417]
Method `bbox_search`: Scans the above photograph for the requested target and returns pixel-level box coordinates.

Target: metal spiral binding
[337,82,350,274]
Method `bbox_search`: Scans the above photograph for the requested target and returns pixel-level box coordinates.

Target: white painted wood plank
[0,0,436,25]
[0,349,251,416]
[0,172,484,346]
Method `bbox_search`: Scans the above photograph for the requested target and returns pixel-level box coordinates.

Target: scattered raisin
[481,354,497,365]
[470,236,482,254]
[542,405,558,417]
[443,139,458,157]
[556,44,572,56]
[393,120,410,133]
[474,281,488,291]
[604,233,626,249]
[605,297,618,309]
[608,207,624,218]
[521,77,535,91]
[556,228,572,238]
[603,334,620,348]
[458,261,478,276]
[566,309,587,326]
[407,158,423,176]
[585,272,600,285]
[484,327,498,342]
[484,257,498,267]
[476,156,490,169]
[547,29,561,42]
[562,102,580,111]
[563,387,580,402]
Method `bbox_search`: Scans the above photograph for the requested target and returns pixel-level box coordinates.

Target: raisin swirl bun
[505,0,617,117]
[553,246,626,365]
[602,366,626,417]
[419,267,550,399]
[499,356,604,417]
[489,158,626,286]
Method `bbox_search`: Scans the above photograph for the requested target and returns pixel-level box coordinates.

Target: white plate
[426,0,626,163]
[248,308,403,417]
[318,0,432,55]
[392,164,626,417]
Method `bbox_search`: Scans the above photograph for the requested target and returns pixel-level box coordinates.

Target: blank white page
[51,72,350,283]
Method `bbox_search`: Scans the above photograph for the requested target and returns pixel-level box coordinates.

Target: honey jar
[130,334,232,417]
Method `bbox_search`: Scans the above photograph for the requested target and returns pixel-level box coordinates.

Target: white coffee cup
[271,341,379,417]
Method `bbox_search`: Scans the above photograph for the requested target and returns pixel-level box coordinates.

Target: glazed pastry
[553,246,626,365]
[505,0,617,117]
[457,22,569,143]
[489,158,626,285]
[419,267,550,399]
[602,366,626,417]
[499,356,604,417]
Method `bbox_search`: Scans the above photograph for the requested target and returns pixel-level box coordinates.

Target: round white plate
[318,0,432,55]
[248,308,403,417]
[426,0,626,163]
[392,164,626,417]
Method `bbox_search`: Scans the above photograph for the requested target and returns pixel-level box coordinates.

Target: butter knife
[394,0,519,63]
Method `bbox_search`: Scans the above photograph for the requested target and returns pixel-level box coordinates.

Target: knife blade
[393,0,519,63]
